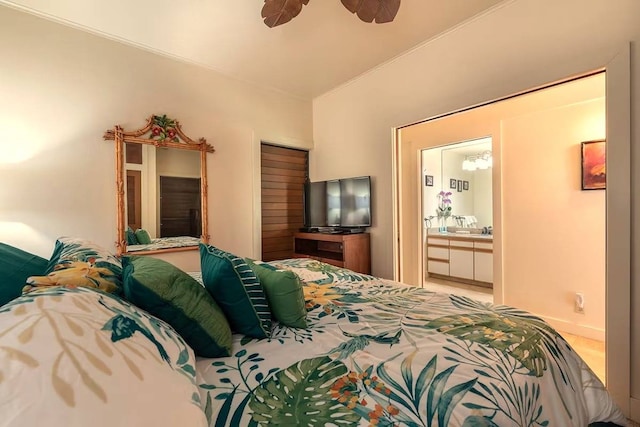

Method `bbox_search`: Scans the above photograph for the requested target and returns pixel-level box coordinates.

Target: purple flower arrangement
[436,191,452,219]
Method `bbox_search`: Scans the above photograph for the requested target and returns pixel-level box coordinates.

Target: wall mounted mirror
[421,137,492,232]
[440,137,493,229]
[104,115,215,255]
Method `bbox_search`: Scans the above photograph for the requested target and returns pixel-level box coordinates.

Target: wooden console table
[292,232,371,275]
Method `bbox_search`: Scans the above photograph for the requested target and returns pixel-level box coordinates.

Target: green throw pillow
[122,256,232,358]
[0,243,49,306]
[126,227,139,245]
[199,244,271,338]
[135,229,152,245]
[245,259,307,329]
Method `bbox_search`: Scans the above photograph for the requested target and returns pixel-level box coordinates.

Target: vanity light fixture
[462,150,493,171]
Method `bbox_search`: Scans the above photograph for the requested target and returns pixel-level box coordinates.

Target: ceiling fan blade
[262,0,310,28]
[341,0,400,24]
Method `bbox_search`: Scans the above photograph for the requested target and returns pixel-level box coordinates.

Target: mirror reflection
[124,143,202,253]
[422,137,493,234]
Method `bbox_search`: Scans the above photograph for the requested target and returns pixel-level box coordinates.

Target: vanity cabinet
[426,234,493,287]
[449,240,474,280]
[473,242,493,283]
[426,237,450,276]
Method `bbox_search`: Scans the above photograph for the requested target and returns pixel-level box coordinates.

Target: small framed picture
[457,180,463,192]
[450,178,457,189]
[425,175,434,186]
[581,139,606,190]
[463,181,469,191]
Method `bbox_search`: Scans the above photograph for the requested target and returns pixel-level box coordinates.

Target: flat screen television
[303,176,372,231]
[304,181,327,227]
[339,176,371,227]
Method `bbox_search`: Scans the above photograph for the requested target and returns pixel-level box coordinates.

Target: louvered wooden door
[261,144,308,261]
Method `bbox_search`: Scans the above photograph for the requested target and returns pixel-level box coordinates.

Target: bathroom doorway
[421,138,494,303]
[397,72,607,383]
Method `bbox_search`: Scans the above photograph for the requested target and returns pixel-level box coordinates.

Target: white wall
[502,98,605,340]
[441,151,473,221]
[421,149,441,228]
[0,6,312,260]
[312,0,638,279]
[156,149,200,178]
[473,168,492,227]
[312,0,639,414]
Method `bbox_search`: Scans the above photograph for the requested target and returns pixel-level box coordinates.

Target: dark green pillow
[122,256,232,358]
[0,243,48,306]
[199,244,271,338]
[245,259,307,329]
[135,229,152,245]
[126,227,139,245]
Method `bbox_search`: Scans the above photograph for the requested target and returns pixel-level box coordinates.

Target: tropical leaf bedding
[0,286,207,427]
[195,258,626,427]
[126,235,201,252]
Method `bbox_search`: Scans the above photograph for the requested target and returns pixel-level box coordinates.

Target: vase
[438,217,447,233]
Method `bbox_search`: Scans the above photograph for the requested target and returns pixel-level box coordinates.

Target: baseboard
[538,315,605,342]
[630,397,640,423]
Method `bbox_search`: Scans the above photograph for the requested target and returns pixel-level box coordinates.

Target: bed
[0,239,626,426]
[125,235,201,253]
[193,258,625,426]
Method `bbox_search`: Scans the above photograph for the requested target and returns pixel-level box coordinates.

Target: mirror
[440,137,492,230]
[422,137,492,232]
[104,115,214,255]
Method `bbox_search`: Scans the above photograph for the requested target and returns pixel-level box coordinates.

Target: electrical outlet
[574,292,585,314]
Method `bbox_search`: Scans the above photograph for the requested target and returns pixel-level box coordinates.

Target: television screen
[339,176,371,227]
[326,180,341,226]
[303,176,372,230]
[304,181,327,227]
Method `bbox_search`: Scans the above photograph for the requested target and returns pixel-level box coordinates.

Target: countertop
[427,231,493,241]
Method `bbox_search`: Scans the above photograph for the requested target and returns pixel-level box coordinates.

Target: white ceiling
[1,0,506,99]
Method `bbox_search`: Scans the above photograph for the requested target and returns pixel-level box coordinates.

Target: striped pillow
[199,244,271,338]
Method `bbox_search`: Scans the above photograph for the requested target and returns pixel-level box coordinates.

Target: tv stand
[293,232,371,275]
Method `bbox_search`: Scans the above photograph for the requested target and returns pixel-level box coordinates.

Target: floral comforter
[126,236,200,252]
[196,258,625,427]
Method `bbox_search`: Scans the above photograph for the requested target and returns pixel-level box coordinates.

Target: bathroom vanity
[426,231,493,288]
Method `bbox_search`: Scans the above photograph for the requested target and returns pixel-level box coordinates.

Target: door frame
[392,46,631,414]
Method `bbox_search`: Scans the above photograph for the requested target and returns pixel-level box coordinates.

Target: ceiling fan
[262,0,401,28]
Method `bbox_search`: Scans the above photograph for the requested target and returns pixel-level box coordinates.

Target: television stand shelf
[293,232,371,275]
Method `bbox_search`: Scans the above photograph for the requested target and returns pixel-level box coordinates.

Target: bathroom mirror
[104,115,215,255]
[421,137,492,231]
[440,137,492,229]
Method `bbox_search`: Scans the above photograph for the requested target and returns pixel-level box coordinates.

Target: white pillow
[0,287,206,427]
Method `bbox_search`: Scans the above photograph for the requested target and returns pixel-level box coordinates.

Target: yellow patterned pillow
[25,259,119,293]
[25,237,122,295]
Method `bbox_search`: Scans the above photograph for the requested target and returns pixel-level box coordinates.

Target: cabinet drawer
[449,240,474,249]
[428,260,449,276]
[428,246,449,260]
[474,241,493,250]
[427,237,449,246]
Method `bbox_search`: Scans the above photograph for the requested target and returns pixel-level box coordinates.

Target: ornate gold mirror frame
[104,115,215,255]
